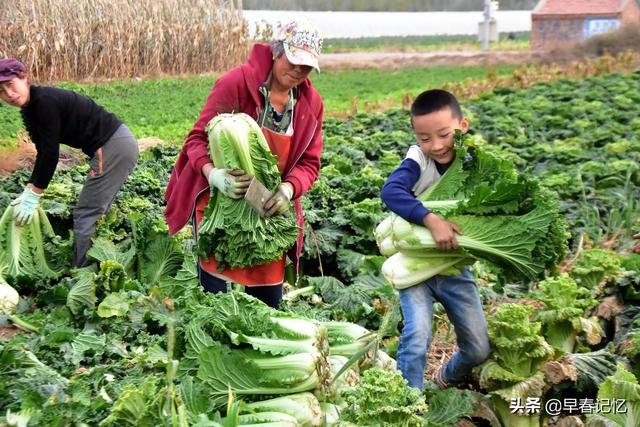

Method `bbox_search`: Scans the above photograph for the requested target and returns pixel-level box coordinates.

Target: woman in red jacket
[164,20,324,307]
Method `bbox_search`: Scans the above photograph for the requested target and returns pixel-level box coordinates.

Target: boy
[380,89,491,391]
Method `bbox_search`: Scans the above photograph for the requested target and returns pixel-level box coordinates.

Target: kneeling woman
[0,58,138,268]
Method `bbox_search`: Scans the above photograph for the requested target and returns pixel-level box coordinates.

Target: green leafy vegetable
[339,368,427,427]
[193,342,322,409]
[376,137,568,288]
[423,388,475,427]
[0,278,19,313]
[181,292,334,408]
[323,321,373,355]
[587,364,640,427]
[533,274,601,353]
[479,303,554,427]
[187,292,330,357]
[621,331,640,370]
[240,392,321,426]
[198,113,298,269]
[87,238,136,277]
[569,248,623,290]
[99,375,162,427]
[0,274,38,331]
[130,216,183,285]
[66,270,99,316]
[543,349,617,395]
[0,205,59,283]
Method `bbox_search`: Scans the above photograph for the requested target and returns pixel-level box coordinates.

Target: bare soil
[321,50,543,70]
[321,25,640,70]
[0,137,165,177]
[0,325,24,339]
[425,339,458,381]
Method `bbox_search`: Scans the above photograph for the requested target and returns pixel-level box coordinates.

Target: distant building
[531,0,640,49]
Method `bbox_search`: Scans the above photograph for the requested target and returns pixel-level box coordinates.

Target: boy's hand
[423,213,462,251]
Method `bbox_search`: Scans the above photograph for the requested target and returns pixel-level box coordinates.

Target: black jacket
[20,85,122,188]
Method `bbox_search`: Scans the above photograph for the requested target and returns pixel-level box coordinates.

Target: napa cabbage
[532,274,601,354]
[587,364,640,427]
[478,303,554,427]
[339,368,427,427]
[568,248,623,289]
[376,134,568,288]
[181,292,334,408]
[543,349,617,395]
[0,205,59,283]
[187,292,329,357]
[240,392,322,426]
[198,113,298,269]
[0,254,18,313]
[189,341,323,409]
[0,269,38,332]
[323,321,374,357]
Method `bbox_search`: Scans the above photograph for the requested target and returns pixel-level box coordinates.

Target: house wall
[621,0,640,24]
[531,17,587,49]
[531,1,640,49]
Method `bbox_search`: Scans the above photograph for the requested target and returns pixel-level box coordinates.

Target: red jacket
[164,44,323,244]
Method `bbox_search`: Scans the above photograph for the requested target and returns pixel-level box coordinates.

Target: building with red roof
[531,0,640,49]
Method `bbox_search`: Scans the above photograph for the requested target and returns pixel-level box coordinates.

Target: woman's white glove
[207,168,252,198]
[12,187,42,226]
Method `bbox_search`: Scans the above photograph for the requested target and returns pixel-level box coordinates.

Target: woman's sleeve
[183,72,241,173]
[28,97,61,189]
[285,102,323,199]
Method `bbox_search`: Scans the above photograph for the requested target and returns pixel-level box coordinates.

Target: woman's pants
[73,125,138,267]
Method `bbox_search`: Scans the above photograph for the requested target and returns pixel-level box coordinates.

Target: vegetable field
[0,65,517,151]
[0,71,639,426]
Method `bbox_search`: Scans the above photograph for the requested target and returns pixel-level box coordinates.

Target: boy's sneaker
[434,369,450,389]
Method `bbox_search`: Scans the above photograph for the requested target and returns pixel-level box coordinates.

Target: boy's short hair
[411,89,462,120]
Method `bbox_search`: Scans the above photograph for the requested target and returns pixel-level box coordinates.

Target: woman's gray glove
[264,182,293,218]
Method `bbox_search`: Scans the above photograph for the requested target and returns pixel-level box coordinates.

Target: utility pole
[482,0,491,50]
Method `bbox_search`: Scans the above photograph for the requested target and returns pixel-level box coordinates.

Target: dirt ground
[321,27,640,70]
[0,137,166,177]
[321,50,544,70]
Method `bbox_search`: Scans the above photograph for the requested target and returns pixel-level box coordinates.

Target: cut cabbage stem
[5,313,40,333]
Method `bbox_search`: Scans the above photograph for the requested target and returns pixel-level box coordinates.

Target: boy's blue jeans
[397,269,491,391]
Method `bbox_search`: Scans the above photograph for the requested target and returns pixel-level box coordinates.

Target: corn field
[0,0,250,82]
